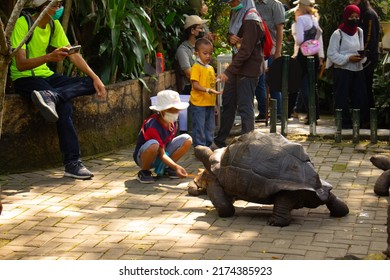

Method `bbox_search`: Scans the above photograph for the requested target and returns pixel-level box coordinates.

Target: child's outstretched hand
[176,166,188,178]
[209,89,223,95]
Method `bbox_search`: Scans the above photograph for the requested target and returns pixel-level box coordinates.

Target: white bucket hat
[149,90,189,111]
[293,0,315,6]
[33,0,48,7]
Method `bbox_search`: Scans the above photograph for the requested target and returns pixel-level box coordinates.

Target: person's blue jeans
[191,105,215,147]
[13,74,96,165]
[255,57,281,118]
[135,133,191,171]
[214,75,257,147]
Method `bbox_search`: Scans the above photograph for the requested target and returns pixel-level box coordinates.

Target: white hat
[149,90,189,111]
[293,0,315,6]
[33,0,48,7]
[184,15,208,30]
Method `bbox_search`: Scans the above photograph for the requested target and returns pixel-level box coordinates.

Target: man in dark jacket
[212,0,265,149]
[350,0,380,108]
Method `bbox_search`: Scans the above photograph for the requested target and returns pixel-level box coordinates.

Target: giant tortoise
[189,130,349,226]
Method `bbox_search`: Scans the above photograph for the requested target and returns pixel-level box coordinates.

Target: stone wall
[0,71,176,174]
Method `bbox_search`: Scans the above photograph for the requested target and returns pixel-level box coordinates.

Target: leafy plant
[134,0,192,71]
[70,0,155,84]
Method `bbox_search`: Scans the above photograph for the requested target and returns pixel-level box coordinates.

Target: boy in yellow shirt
[190,38,222,147]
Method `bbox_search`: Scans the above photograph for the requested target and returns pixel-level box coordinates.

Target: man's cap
[149,90,189,112]
[184,15,208,30]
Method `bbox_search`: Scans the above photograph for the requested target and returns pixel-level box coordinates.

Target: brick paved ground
[0,116,389,260]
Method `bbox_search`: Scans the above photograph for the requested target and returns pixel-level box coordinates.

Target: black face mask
[196,31,205,39]
[346,19,359,28]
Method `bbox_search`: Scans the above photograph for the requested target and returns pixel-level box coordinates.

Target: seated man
[10,0,106,179]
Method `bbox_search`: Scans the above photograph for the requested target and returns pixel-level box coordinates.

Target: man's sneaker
[64,161,94,179]
[137,170,154,183]
[164,167,179,179]
[210,142,220,151]
[31,90,58,122]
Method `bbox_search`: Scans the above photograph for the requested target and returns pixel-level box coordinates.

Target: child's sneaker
[164,167,179,179]
[137,170,154,183]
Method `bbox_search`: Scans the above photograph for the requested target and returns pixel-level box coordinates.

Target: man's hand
[93,78,107,99]
[228,34,241,46]
[47,47,69,62]
[219,72,229,83]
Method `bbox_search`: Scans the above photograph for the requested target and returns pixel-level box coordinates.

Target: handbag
[300,39,320,56]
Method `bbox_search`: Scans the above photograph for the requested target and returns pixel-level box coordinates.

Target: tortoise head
[194,145,213,172]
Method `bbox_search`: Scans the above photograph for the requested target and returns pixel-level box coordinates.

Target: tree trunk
[0,0,57,138]
[56,0,73,74]
[0,56,9,139]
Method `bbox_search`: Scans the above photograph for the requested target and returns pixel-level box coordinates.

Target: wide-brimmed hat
[33,0,48,7]
[149,90,189,112]
[184,15,208,30]
[293,0,315,6]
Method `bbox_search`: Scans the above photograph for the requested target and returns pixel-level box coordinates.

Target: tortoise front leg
[325,192,349,217]
[374,170,390,196]
[268,192,294,227]
[207,180,235,217]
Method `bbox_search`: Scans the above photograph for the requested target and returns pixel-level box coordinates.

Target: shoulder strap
[21,9,55,51]
[338,29,343,46]
[338,28,361,47]
[243,8,260,22]
[21,10,34,46]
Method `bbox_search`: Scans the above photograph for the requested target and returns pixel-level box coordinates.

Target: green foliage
[133,0,192,70]
[205,0,231,57]
[71,0,156,84]
[373,58,390,126]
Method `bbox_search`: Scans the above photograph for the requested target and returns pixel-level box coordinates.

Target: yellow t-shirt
[10,15,70,81]
[190,62,217,107]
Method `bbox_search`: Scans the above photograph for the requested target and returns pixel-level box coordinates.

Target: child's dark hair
[195,38,213,51]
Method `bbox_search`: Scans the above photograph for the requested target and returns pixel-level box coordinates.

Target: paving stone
[0,117,388,260]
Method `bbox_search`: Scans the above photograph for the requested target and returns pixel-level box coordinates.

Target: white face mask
[163,112,179,123]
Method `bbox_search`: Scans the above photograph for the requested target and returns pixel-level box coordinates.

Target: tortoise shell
[208,130,331,203]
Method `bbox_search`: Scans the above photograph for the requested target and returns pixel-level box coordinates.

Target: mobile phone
[67,45,81,54]
[357,50,366,57]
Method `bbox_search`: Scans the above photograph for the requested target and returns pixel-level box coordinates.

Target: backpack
[243,8,273,58]
[20,8,55,58]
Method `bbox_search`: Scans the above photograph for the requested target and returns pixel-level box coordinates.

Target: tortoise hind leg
[207,180,235,217]
[326,193,349,217]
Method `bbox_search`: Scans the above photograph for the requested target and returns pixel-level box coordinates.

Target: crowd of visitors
[8,0,383,182]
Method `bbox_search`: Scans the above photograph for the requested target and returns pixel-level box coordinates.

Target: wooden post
[270,99,277,133]
[352,109,360,144]
[335,109,342,143]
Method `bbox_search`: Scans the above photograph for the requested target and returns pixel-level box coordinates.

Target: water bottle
[156,52,165,75]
